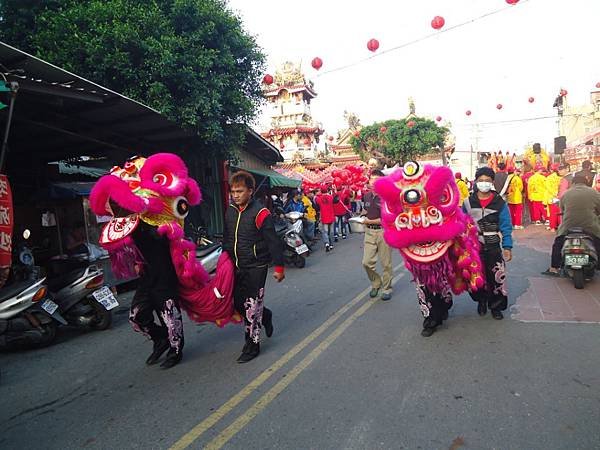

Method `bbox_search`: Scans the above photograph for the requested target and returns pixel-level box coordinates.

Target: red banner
[0,174,14,268]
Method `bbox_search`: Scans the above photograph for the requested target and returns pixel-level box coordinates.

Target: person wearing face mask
[463,167,513,320]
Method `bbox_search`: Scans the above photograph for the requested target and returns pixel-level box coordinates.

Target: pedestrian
[506,169,524,229]
[333,186,350,240]
[284,189,305,214]
[545,164,563,232]
[521,163,534,224]
[301,189,317,241]
[315,186,335,252]
[575,160,596,188]
[542,175,600,277]
[361,169,393,301]
[355,186,364,213]
[223,171,285,363]
[455,172,470,206]
[493,162,510,198]
[527,167,547,224]
[463,167,513,320]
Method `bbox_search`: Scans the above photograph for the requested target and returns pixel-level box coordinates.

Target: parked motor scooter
[562,228,598,289]
[192,226,223,274]
[47,258,117,331]
[276,211,309,268]
[0,230,66,350]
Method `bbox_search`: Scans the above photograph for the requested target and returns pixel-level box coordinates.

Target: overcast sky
[227,0,598,155]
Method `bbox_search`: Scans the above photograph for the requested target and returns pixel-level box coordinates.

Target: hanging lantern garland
[311,57,323,70]
[431,16,445,30]
[367,38,380,52]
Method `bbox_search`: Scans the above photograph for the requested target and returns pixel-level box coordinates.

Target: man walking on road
[362,169,393,301]
[316,187,335,252]
[223,171,285,363]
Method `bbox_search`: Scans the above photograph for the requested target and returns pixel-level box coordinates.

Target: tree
[350,117,449,166]
[0,0,266,159]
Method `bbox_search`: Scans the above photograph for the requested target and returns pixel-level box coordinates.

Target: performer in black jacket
[223,171,285,363]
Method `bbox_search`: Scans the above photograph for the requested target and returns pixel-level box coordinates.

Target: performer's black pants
[417,284,453,330]
[233,266,271,344]
[469,245,508,312]
[129,290,184,355]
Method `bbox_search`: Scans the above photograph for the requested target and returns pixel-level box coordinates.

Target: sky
[226,0,599,157]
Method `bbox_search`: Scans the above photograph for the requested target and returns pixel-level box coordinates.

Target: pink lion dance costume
[374,161,485,336]
[90,153,240,368]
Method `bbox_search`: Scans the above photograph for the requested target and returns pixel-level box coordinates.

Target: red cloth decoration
[431,16,445,30]
[311,57,323,70]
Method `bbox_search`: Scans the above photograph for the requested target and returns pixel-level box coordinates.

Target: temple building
[261,62,324,161]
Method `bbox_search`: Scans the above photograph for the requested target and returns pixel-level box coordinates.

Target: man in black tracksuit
[223,171,285,363]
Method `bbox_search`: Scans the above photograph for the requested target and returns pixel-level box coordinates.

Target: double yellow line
[170,265,405,450]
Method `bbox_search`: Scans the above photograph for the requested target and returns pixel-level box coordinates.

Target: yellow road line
[205,272,406,449]
[169,264,404,450]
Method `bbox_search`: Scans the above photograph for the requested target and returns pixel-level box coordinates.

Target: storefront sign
[0,174,14,268]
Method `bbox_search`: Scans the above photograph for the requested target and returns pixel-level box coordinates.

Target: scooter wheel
[573,269,585,289]
[32,321,57,349]
[90,300,113,331]
[293,255,306,268]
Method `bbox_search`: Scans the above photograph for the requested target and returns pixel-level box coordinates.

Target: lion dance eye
[173,197,189,219]
[403,189,421,205]
[439,186,453,206]
[153,172,174,187]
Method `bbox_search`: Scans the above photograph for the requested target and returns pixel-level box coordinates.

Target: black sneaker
[146,337,170,365]
[160,348,182,369]
[421,327,436,337]
[491,310,504,320]
[325,244,331,252]
[237,341,260,363]
[342,234,347,240]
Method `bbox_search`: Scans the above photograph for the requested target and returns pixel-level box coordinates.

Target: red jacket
[333,190,350,217]
[316,194,335,224]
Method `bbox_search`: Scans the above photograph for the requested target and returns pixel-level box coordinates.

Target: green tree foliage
[0,0,266,158]
[350,117,449,165]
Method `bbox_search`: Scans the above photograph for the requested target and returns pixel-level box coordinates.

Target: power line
[316,0,533,77]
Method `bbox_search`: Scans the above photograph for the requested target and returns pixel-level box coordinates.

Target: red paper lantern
[328,135,334,142]
[303,138,311,146]
[311,57,323,70]
[279,142,285,150]
[496,103,503,110]
[596,82,600,89]
[431,16,445,30]
[506,0,519,4]
[528,97,535,103]
[367,38,379,52]
[380,126,387,133]
[263,74,274,85]
[407,120,416,128]
[560,89,568,97]
[465,110,472,116]
[435,116,442,122]
[353,130,360,137]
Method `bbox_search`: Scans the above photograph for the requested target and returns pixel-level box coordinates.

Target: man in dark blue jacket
[463,167,513,321]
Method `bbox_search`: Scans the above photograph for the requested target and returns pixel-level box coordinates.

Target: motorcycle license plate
[565,254,589,266]
[295,244,309,254]
[41,298,59,315]
[92,286,119,311]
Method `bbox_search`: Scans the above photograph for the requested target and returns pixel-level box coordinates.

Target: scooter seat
[196,242,221,258]
[0,280,37,303]
[47,268,87,292]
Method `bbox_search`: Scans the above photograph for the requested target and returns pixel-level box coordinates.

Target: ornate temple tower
[261,62,324,161]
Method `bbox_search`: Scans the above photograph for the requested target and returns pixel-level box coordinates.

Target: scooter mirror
[23,229,31,240]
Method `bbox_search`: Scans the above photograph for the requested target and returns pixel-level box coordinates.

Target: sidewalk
[511,224,600,323]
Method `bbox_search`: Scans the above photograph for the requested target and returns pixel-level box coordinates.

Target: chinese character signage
[0,174,13,268]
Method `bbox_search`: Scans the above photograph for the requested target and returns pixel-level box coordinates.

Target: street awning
[244,168,301,189]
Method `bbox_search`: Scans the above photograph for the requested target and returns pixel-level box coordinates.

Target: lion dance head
[374,161,484,294]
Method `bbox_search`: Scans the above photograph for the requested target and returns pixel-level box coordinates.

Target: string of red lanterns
[311,57,323,70]
[431,16,445,30]
[367,38,379,52]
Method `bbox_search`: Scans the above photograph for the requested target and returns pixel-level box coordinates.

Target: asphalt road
[1,232,599,450]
